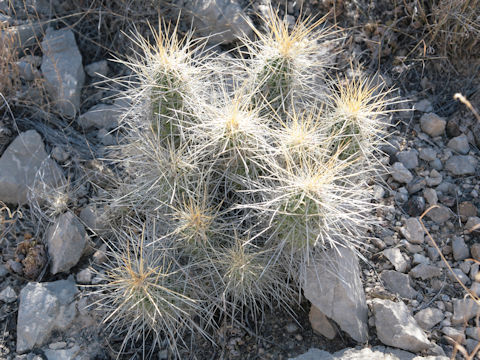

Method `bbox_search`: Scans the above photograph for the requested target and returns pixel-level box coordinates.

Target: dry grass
[408,0,480,60]
[0,22,20,104]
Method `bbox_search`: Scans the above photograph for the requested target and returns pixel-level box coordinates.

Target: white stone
[401,218,424,244]
[0,130,64,205]
[0,286,17,303]
[391,162,413,184]
[16,278,77,353]
[41,27,85,117]
[372,299,431,352]
[445,155,477,176]
[414,308,444,330]
[383,248,409,273]
[46,211,87,274]
[303,247,368,342]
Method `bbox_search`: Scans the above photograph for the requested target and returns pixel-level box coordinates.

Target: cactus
[90,7,395,358]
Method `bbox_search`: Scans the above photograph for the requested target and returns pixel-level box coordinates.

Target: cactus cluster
[91,9,394,358]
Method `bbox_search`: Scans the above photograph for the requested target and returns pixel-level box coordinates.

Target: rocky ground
[0,0,479,359]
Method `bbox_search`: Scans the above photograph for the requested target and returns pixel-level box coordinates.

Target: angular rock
[397,150,419,169]
[425,205,452,224]
[445,155,477,176]
[303,247,368,342]
[41,27,85,117]
[79,204,108,234]
[452,237,469,261]
[466,327,480,341]
[442,327,466,344]
[419,148,437,162]
[43,345,81,360]
[410,264,442,280]
[447,134,470,155]
[77,103,122,130]
[290,346,449,360]
[383,248,409,273]
[391,162,414,184]
[381,270,417,299]
[420,113,446,137]
[16,278,77,353]
[466,217,480,234]
[452,298,480,325]
[414,308,444,330]
[471,243,480,261]
[183,0,252,43]
[414,99,433,112]
[0,130,64,205]
[309,305,336,340]
[46,211,87,274]
[372,299,431,352]
[448,268,470,285]
[84,60,108,77]
[401,218,424,244]
[0,286,17,303]
[423,188,438,205]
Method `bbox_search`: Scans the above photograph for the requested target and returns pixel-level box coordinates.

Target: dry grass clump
[89,6,396,358]
[0,22,20,104]
[408,0,480,59]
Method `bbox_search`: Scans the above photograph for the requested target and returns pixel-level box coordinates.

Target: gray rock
[412,253,429,265]
[372,299,431,352]
[182,0,252,43]
[303,247,368,342]
[414,308,444,330]
[445,155,477,176]
[452,237,469,261]
[465,327,480,341]
[414,99,433,113]
[76,268,92,284]
[448,268,470,285]
[289,348,332,360]
[472,242,480,261]
[289,346,448,360]
[466,217,480,235]
[46,211,87,274]
[0,286,17,303]
[383,248,409,273]
[97,128,116,146]
[16,278,77,353]
[84,60,109,77]
[41,27,85,117]
[391,162,414,184]
[425,205,452,224]
[420,113,446,137]
[419,148,437,162]
[401,218,424,244]
[43,345,80,360]
[309,305,336,339]
[380,270,417,299]
[447,134,470,155]
[50,146,70,163]
[423,188,438,205]
[397,150,419,169]
[452,298,480,325]
[441,327,466,344]
[77,103,122,130]
[79,204,108,234]
[17,61,38,81]
[0,130,64,205]
[409,264,442,280]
